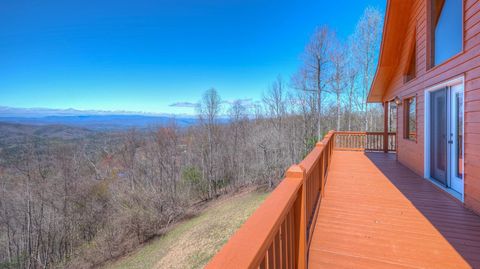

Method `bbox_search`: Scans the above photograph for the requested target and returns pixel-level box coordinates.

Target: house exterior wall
[381,0,480,214]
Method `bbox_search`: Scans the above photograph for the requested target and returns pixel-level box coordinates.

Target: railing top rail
[206,131,335,269]
[206,131,396,268]
[300,131,334,174]
[335,131,396,135]
[206,166,304,268]
[333,131,397,152]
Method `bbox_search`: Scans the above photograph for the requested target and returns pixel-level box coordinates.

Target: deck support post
[383,101,389,153]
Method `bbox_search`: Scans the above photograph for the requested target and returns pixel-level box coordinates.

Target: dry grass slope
[101,191,268,269]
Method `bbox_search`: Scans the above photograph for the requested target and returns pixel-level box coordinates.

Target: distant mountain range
[0,121,95,142]
[0,106,192,118]
[0,106,201,130]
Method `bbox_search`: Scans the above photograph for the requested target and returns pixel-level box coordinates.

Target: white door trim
[423,76,465,202]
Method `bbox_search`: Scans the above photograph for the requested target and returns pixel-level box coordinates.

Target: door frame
[424,75,465,202]
[449,84,464,194]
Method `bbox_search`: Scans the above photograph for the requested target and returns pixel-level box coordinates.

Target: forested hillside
[0,7,383,269]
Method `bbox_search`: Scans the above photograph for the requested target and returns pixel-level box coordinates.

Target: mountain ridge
[0,106,195,118]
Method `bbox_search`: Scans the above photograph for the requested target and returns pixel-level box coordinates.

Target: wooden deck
[308,151,480,269]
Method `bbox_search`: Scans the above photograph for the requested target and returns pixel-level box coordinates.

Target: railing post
[330,132,334,163]
[383,101,389,153]
[316,142,326,198]
[332,131,336,150]
[286,165,307,269]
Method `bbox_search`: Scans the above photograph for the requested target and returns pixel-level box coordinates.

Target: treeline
[0,7,383,269]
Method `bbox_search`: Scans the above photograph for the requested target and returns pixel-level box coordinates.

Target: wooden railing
[206,130,395,269]
[334,131,396,152]
[206,131,335,269]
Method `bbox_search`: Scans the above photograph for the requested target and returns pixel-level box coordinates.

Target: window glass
[433,0,462,66]
[405,97,416,140]
[456,92,463,177]
[388,102,397,132]
[405,47,416,82]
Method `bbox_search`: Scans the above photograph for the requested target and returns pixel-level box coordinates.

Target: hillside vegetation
[101,191,268,269]
[0,7,383,269]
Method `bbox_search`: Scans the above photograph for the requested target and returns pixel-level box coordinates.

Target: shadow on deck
[308,151,480,269]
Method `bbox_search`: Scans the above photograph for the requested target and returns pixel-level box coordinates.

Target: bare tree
[228,100,248,188]
[120,129,139,190]
[0,7,386,269]
[291,67,317,153]
[263,75,286,134]
[303,26,333,139]
[197,88,222,198]
[329,33,347,131]
[351,7,383,131]
[345,62,358,131]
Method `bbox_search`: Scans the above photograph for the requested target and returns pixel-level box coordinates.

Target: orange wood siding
[381,0,480,214]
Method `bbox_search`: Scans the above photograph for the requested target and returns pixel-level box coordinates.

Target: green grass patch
[101,191,268,269]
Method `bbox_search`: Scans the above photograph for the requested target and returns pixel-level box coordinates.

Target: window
[388,101,397,132]
[430,0,462,66]
[404,96,416,140]
[405,40,416,82]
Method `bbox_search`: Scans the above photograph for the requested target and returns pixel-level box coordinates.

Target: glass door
[449,84,464,194]
[428,83,464,197]
[430,88,448,186]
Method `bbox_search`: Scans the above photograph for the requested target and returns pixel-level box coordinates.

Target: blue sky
[0,0,385,114]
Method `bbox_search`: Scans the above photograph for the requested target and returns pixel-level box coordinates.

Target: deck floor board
[308,151,480,269]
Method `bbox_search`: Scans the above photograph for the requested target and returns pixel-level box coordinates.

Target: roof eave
[367,0,414,103]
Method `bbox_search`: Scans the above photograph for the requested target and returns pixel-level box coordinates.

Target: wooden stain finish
[205,132,335,269]
[207,133,480,268]
[206,2,480,265]
[309,151,480,268]
[333,131,397,152]
[369,0,480,214]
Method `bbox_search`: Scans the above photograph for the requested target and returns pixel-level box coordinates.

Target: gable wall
[382,0,480,214]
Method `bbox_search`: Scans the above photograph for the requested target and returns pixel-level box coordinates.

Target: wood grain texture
[308,151,480,269]
[206,132,336,269]
[370,0,480,214]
